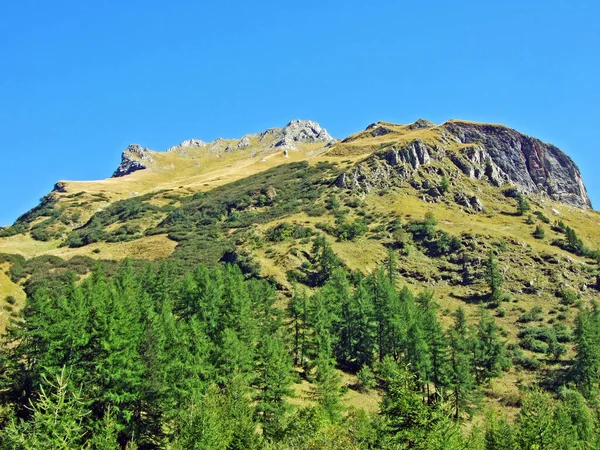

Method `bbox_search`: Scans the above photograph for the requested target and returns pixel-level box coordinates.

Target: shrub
[335,219,368,241]
[533,211,551,224]
[356,366,376,392]
[439,176,450,194]
[520,337,548,354]
[533,225,546,239]
[265,223,313,242]
[514,355,542,370]
[556,287,579,306]
[518,306,543,323]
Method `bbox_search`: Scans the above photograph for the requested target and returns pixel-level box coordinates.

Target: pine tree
[516,193,531,216]
[472,308,509,385]
[368,268,401,362]
[348,280,376,368]
[254,334,294,439]
[515,390,557,450]
[2,368,89,450]
[226,375,261,450]
[311,235,340,286]
[384,247,398,284]
[553,388,597,449]
[447,308,479,420]
[484,412,516,450]
[174,385,233,450]
[312,356,344,423]
[417,291,449,401]
[572,303,600,398]
[288,285,309,366]
[485,250,503,302]
[305,290,336,369]
[379,360,433,448]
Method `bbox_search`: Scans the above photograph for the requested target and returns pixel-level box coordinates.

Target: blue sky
[1,0,599,225]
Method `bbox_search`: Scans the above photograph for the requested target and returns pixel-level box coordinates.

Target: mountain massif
[1,118,600,448]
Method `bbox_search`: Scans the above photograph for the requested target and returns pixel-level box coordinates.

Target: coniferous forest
[1,236,600,449]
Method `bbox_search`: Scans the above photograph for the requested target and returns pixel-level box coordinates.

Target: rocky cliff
[336,120,591,209]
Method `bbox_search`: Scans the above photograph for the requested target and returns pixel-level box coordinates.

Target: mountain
[1,118,600,439]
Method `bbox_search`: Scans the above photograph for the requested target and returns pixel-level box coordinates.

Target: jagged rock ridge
[113,120,334,177]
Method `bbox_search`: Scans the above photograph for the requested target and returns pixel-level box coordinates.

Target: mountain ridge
[99,118,590,209]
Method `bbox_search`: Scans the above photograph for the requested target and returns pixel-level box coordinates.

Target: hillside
[1,118,600,448]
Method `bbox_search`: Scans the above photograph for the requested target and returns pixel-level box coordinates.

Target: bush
[533,211,551,224]
[514,355,541,370]
[556,287,579,306]
[533,225,546,239]
[518,306,543,323]
[356,366,376,392]
[335,219,368,241]
[520,337,548,354]
[5,296,16,305]
[265,223,313,242]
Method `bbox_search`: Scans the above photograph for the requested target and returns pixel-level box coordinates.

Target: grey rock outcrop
[112,144,155,178]
[335,140,438,193]
[336,121,591,209]
[443,122,591,208]
[237,135,251,149]
[167,139,207,152]
[273,120,333,148]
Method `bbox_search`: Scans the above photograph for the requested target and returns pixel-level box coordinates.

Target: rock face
[167,139,207,152]
[443,122,591,208]
[336,121,591,209]
[274,120,334,149]
[112,144,155,178]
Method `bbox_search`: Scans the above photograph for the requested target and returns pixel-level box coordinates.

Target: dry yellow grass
[0,234,177,261]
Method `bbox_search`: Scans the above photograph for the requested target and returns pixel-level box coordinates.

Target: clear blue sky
[1,0,599,225]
